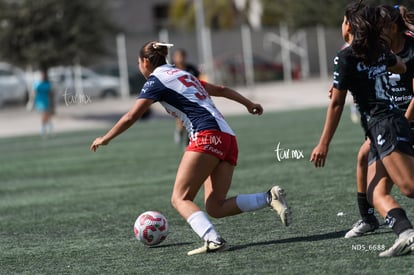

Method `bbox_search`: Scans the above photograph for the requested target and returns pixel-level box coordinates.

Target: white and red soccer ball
[134,211,169,246]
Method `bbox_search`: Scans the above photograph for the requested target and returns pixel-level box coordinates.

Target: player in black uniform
[345,5,414,239]
[310,2,414,257]
[172,48,201,146]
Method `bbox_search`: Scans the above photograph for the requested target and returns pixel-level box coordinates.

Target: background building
[103,0,343,87]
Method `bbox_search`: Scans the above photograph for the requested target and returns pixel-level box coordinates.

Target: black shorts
[368,114,414,165]
[411,121,414,140]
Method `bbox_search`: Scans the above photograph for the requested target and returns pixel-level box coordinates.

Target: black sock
[357,193,376,222]
[385,208,413,235]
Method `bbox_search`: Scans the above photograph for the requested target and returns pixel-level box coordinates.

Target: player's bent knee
[205,205,225,218]
[397,181,414,198]
[400,187,414,198]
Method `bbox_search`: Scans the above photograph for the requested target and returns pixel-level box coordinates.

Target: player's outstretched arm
[310,87,347,167]
[90,98,153,152]
[203,82,263,115]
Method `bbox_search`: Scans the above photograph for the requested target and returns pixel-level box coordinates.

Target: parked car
[0,62,29,106]
[47,66,121,101]
[214,53,285,86]
[93,64,152,119]
[93,64,147,96]
[26,66,121,104]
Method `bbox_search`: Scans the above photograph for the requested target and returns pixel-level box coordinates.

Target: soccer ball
[134,211,169,246]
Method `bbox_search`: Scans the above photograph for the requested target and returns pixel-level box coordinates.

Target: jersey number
[375,75,390,101]
[178,75,208,100]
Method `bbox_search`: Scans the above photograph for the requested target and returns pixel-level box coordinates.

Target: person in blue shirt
[33,70,53,136]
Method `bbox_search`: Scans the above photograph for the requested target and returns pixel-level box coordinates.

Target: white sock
[41,125,47,136]
[236,192,268,212]
[46,122,53,134]
[187,211,219,241]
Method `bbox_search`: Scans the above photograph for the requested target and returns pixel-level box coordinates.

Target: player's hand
[310,144,329,168]
[90,137,109,152]
[249,103,263,115]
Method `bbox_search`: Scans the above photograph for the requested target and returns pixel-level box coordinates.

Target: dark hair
[379,5,408,33]
[345,0,365,23]
[174,48,187,58]
[139,41,169,68]
[347,4,388,64]
[398,5,414,32]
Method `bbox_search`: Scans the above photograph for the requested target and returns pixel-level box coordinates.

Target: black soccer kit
[333,46,414,163]
[390,33,414,132]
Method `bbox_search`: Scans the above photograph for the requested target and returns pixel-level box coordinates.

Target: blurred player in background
[172,48,200,146]
[33,70,54,137]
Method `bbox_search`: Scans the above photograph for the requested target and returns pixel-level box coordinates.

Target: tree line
[0,0,412,72]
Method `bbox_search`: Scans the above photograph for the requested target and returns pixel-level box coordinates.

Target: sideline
[0,78,346,138]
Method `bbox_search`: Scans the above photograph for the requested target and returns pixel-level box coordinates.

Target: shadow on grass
[148,228,394,251]
[228,230,348,252]
[228,228,394,252]
[149,242,193,249]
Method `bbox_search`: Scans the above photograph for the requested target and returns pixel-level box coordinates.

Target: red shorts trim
[186,130,238,166]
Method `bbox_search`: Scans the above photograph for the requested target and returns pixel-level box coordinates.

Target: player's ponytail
[139,41,174,68]
[348,5,388,65]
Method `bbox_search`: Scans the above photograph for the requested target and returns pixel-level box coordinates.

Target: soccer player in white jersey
[90,41,291,255]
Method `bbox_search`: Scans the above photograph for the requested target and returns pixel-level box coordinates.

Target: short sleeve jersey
[333,46,399,130]
[388,33,414,111]
[138,64,235,138]
[33,80,51,105]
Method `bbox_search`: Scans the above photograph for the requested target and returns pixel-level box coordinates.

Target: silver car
[0,62,28,106]
[26,66,121,105]
[48,66,121,103]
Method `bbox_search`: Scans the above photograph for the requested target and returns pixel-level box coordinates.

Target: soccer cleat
[344,219,379,238]
[187,237,227,256]
[379,229,414,257]
[267,186,291,226]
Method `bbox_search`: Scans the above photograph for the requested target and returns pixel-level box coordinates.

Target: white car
[0,62,28,106]
[47,66,121,102]
[26,66,121,104]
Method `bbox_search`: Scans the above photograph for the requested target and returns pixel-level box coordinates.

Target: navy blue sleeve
[138,76,165,101]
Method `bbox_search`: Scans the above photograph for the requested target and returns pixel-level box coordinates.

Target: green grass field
[1,107,414,274]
